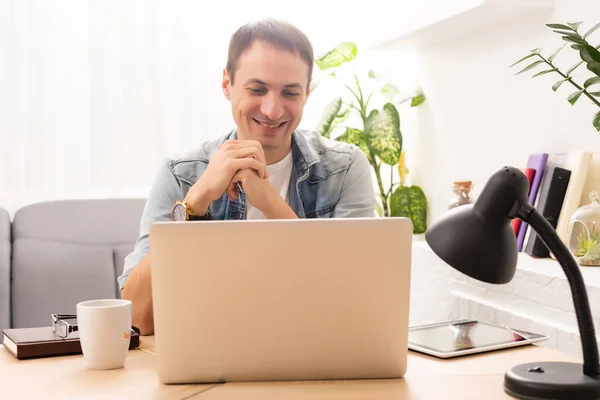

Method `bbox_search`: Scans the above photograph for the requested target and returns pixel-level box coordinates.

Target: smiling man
[119,19,376,334]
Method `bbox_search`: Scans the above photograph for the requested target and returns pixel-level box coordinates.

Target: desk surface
[0,335,579,399]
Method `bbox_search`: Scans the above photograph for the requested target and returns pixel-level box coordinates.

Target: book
[517,153,549,251]
[554,151,593,245]
[2,326,140,360]
[524,166,571,258]
[578,154,600,207]
[511,168,536,235]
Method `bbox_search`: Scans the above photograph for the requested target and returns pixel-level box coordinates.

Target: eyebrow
[244,78,303,90]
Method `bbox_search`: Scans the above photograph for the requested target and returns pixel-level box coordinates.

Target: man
[119,19,376,334]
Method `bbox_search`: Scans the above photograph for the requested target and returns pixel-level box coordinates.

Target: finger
[222,146,268,178]
[226,176,240,200]
[229,158,267,178]
[221,140,267,165]
[226,184,237,201]
[226,147,267,166]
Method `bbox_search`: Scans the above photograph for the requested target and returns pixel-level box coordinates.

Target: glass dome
[568,191,600,267]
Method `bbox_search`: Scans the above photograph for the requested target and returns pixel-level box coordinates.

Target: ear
[303,84,311,104]
[222,68,231,100]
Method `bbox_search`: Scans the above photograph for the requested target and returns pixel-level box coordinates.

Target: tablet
[407,319,548,358]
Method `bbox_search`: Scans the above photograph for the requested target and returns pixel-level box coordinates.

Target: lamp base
[504,362,600,399]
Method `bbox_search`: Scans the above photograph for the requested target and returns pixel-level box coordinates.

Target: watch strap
[189,209,211,220]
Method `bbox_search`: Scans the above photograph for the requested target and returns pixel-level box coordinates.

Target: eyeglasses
[51,314,78,338]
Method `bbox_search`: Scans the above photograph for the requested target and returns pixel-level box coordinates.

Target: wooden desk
[0,335,579,399]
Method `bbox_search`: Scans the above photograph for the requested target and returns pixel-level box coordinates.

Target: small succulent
[576,223,600,262]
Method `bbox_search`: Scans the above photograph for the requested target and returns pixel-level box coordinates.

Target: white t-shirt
[246,150,293,220]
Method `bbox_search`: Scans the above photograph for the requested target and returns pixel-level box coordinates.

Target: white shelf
[410,240,600,358]
[413,240,600,289]
[367,0,556,51]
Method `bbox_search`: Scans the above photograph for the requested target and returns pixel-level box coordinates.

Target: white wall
[379,0,600,224]
[0,0,422,216]
[3,0,600,222]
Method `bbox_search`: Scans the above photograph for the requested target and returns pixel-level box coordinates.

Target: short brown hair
[226,18,314,87]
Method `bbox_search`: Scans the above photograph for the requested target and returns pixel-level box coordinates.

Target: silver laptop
[149,217,413,384]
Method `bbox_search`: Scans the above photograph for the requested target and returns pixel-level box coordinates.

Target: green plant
[510,21,600,131]
[576,223,600,262]
[312,42,428,234]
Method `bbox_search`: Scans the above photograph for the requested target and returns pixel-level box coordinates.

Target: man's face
[222,40,310,159]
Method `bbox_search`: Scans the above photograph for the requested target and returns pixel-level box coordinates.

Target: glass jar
[567,191,600,267]
[448,180,474,210]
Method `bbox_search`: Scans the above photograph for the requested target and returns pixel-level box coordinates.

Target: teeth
[257,120,282,129]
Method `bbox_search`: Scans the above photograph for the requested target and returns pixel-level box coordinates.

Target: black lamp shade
[425,166,530,284]
[424,204,517,284]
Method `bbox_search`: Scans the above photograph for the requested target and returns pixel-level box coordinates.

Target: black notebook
[524,166,571,258]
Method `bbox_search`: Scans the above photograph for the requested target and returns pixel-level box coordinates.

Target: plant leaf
[364,103,402,165]
[398,151,408,186]
[309,78,320,93]
[548,44,567,63]
[410,93,426,107]
[515,60,544,75]
[375,201,383,217]
[381,84,400,101]
[368,69,377,79]
[568,21,583,31]
[583,22,600,39]
[336,127,373,164]
[315,42,357,70]
[568,89,585,105]
[390,185,428,234]
[562,35,586,45]
[584,76,600,88]
[594,110,600,131]
[552,78,570,91]
[567,60,584,76]
[584,45,600,62]
[572,44,584,51]
[588,61,600,77]
[532,68,558,78]
[547,23,574,31]
[509,51,540,67]
[588,91,600,96]
[553,30,574,36]
[317,98,347,138]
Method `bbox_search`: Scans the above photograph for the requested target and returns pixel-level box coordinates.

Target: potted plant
[312,42,428,234]
[510,20,600,131]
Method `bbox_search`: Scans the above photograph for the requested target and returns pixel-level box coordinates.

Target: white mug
[76,299,132,370]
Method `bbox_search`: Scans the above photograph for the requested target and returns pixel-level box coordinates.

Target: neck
[265,145,291,165]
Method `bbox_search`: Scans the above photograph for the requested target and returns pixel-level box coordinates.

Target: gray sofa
[0,199,146,338]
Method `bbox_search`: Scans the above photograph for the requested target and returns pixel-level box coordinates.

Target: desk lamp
[425,166,600,399]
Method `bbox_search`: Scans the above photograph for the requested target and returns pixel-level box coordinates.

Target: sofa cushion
[11,238,117,329]
[12,199,146,244]
[0,207,10,337]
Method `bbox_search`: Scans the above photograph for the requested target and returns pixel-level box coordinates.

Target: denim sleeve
[332,146,377,218]
[117,159,184,291]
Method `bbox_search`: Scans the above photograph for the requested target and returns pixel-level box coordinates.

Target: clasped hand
[183,140,277,215]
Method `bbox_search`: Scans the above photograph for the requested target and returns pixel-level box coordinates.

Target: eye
[284,91,300,97]
[248,87,265,95]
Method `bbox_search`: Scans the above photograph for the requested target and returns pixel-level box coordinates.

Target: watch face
[171,203,187,221]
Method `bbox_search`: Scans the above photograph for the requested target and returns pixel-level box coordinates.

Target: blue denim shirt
[117,129,376,290]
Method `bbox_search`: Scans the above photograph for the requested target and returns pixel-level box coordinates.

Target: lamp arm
[518,204,600,377]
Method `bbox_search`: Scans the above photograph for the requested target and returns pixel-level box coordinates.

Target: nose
[260,92,285,121]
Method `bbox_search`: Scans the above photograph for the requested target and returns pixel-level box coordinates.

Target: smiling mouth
[253,118,287,129]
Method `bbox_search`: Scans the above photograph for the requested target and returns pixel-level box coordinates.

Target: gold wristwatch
[170,200,210,221]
